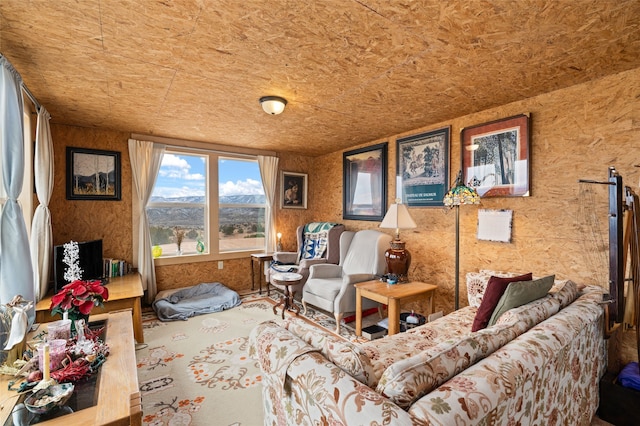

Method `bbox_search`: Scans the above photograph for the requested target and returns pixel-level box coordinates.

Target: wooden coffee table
[355,280,438,336]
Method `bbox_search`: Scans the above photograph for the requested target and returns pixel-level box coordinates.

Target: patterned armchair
[266,223,345,291]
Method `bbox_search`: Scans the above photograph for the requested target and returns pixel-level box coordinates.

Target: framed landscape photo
[461,113,530,198]
[397,127,450,207]
[343,142,387,221]
[281,171,308,209]
[66,147,121,200]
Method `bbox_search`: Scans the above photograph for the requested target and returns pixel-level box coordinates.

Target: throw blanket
[152,282,241,321]
[299,222,338,261]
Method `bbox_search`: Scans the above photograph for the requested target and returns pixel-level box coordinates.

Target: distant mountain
[148,194,266,228]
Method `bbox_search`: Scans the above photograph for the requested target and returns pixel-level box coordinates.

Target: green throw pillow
[488,275,555,326]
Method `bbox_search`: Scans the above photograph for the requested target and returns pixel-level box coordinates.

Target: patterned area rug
[136,293,369,426]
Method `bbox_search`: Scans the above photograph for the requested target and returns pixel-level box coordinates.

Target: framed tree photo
[397,127,450,207]
[343,142,388,221]
[461,113,530,198]
[66,147,121,200]
[281,171,308,209]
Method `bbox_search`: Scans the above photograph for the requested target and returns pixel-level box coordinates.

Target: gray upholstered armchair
[302,229,392,332]
[266,223,345,291]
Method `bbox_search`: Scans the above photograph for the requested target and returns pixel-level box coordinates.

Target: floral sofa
[249,271,608,425]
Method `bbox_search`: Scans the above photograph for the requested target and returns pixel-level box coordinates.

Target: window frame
[149,147,267,266]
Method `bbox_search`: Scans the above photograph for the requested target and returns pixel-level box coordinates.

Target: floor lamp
[443,171,480,310]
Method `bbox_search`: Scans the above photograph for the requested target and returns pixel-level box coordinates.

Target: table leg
[289,288,300,315]
[387,299,400,335]
[355,288,362,336]
[258,260,263,294]
[132,297,144,344]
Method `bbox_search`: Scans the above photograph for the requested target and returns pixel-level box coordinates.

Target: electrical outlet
[218,261,224,269]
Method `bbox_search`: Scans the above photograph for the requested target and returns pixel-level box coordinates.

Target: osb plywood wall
[311,67,640,316]
[48,67,639,316]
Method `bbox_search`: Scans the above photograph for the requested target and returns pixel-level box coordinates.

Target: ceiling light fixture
[259,96,287,115]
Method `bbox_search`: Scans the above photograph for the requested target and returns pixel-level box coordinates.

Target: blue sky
[152,153,264,198]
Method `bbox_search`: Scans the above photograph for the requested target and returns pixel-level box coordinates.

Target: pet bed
[152,282,241,321]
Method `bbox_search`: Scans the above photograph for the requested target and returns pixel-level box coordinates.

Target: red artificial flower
[49,279,109,319]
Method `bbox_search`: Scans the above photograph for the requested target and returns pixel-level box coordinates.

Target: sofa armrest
[284,352,419,426]
[272,251,298,264]
[308,263,342,279]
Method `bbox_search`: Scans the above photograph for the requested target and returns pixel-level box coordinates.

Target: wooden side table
[250,253,273,295]
[355,280,437,336]
[270,272,303,319]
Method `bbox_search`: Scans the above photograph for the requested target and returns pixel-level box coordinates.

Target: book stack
[103,258,131,278]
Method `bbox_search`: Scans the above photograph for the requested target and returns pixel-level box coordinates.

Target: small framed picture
[461,114,530,198]
[66,147,121,201]
[281,171,308,209]
[343,142,388,221]
[397,127,450,207]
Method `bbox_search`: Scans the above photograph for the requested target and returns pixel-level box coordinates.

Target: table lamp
[379,199,417,282]
[443,170,480,310]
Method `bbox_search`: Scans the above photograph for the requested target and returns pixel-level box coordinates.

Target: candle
[42,343,50,382]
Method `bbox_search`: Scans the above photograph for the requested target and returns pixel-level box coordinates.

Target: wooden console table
[36,273,145,344]
[355,280,438,336]
[0,310,141,425]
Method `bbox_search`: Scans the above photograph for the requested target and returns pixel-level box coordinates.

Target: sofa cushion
[282,317,377,387]
[376,321,521,409]
[471,273,532,332]
[549,279,579,309]
[466,270,532,308]
[488,275,555,326]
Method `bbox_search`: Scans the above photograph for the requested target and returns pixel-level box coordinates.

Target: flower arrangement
[50,280,109,320]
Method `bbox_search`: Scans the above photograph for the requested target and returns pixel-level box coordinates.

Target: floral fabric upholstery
[280,317,377,387]
[251,283,605,426]
[361,307,477,379]
[408,287,606,425]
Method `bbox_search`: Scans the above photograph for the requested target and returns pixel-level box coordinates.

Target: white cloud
[159,154,204,181]
[219,178,264,196]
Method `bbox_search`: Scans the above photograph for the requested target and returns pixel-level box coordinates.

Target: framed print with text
[461,113,530,198]
[343,142,388,221]
[397,127,450,207]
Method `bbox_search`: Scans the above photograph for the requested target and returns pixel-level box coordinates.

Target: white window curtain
[129,138,165,304]
[30,107,54,301]
[0,56,34,318]
[258,155,279,252]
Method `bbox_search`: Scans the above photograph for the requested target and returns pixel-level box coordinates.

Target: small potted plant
[50,279,109,332]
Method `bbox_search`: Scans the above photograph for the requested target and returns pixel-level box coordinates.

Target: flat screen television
[53,239,104,293]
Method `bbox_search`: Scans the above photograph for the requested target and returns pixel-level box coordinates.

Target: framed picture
[343,142,388,221]
[281,171,308,209]
[66,147,121,201]
[397,127,450,207]
[461,113,530,198]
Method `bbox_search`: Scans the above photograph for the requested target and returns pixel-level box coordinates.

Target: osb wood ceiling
[1,0,639,157]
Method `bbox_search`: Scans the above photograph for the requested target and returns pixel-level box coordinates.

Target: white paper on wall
[477,209,513,243]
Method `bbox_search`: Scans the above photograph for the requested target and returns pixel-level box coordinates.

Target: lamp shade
[443,171,480,207]
[379,202,417,237]
[259,96,287,115]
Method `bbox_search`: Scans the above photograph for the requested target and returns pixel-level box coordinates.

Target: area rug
[136,294,367,426]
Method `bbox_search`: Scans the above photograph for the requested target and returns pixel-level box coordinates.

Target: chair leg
[334,312,343,333]
[302,299,307,315]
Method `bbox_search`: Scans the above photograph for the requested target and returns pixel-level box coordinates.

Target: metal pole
[455,204,460,310]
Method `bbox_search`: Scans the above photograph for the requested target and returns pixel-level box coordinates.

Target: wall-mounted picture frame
[461,113,530,198]
[343,142,388,221]
[281,171,308,209]
[66,147,121,201]
[397,127,450,207]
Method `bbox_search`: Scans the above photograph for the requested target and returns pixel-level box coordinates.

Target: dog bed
[152,282,241,321]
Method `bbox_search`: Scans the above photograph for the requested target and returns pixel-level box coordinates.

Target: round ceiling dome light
[259,96,287,115]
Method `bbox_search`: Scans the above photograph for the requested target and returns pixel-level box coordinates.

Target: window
[147,148,266,262]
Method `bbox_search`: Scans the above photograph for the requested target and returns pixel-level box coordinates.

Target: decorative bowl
[24,383,74,414]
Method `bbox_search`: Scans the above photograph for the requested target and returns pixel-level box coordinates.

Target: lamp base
[385,240,411,283]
